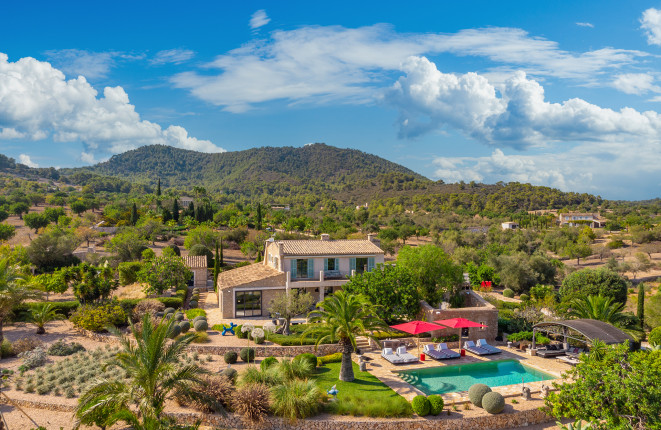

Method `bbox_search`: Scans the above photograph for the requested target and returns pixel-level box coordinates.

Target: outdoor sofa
[536,343,568,358]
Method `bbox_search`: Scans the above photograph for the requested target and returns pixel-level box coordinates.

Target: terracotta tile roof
[183,255,207,269]
[217,263,285,290]
[280,240,384,256]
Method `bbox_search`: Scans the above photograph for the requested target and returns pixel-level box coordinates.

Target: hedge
[13,301,80,321]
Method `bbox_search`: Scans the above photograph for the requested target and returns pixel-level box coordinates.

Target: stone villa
[217,234,385,319]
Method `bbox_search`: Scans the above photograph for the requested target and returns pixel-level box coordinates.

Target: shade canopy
[390,321,443,335]
[434,317,486,329]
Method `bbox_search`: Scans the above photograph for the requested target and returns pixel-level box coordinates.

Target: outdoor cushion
[464,340,490,355]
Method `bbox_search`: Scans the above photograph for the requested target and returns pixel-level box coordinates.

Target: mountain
[62,143,430,196]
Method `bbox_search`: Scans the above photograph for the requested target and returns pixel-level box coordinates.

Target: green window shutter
[335,258,339,271]
[291,259,297,279]
[324,258,329,271]
[368,257,375,272]
[308,259,314,278]
[350,258,356,272]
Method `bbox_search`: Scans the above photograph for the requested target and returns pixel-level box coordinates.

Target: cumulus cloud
[18,154,38,168]
[641,8,661,46]
[612,73,660,95]
[172,25,646,112]
[151,49,195,65]
[250,9,270,30]
[386,56,661,147]
[0,53,225,163]
[576,22,594,28]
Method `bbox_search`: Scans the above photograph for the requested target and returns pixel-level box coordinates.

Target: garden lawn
[313,362,412,418]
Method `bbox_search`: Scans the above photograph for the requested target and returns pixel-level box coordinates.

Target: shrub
[12,337,43,355]
[649,327,661,346]
[189,244,213,267]
[519,294,530,302]
[132,299,165,322]
[192,332,210,343]
[232,383,270,424]
[163,307,175,315]
[194,319,208,332]
[189,301,198,309]
[224,351,238,364]
[293,353,317,370]
[428,394,444,415]
[174,312,184,322]
[118,261,142,285]
[19,347,47,371]
[0,339,13,358]
[236,325,247,339]
[482,392,505,414]
[271,379,323,420]
[179,320,190,333]
[318,352,342,365]
[254,336,264,344]
[156,297,183,308]
[411,395,431,416]
[192,315,207,324]
[168,324,182,339]
[193,375,234,413]
[503,288,514,298]
[13,301,80,321]
[559,268,629,304]
[219,367,238,384]
[70,303,127,332]
[260,356,278,371]
[186,308,206,319]
[507,331,551,345]
[240,347,255,363]
[47,340,85,356]
[468,384,492,407]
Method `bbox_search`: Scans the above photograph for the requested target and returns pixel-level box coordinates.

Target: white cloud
[250,10,270,30]
[0,53,225,163]
[172,25,646,112]
[18,154,38,168]
[576,22,594,28]
[612,73,660,95]
[44,49,117,79]
[641,8,661,46]
[386,56,661,147]
[151,49,195,65]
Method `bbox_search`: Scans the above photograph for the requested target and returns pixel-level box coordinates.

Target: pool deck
[356,344,571,404]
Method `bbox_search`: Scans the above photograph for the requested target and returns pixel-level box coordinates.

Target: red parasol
[434,317,487,349]
[390,321,444,356]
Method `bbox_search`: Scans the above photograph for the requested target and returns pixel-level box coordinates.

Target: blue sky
[2,1,661,199]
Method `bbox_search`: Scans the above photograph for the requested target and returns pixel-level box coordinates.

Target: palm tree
[304,290,387,382]
[0,258,40,343]
[567,295,629,325]
[75,315,218,429]
[28,303,62,334]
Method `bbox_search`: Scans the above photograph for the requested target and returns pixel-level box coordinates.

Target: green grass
[313,361,412,418]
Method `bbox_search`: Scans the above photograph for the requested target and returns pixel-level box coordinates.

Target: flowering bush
[70,302,127,332]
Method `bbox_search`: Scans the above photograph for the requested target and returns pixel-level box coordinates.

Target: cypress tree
[130,203,138,226]
[172,199,180,223]
[156,178,161,208]
[219,238,224,266]
[638,283,645,330]
[213,241,221,289]
[256,202,263,231]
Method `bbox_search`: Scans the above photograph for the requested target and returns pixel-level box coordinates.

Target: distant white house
[558,213,605,228]
[179,196,195,208]
[501,221,519,230]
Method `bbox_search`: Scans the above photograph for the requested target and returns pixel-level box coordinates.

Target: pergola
[532,319,633,349]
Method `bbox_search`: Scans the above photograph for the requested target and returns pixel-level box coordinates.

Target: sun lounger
[381,347,405,364]
[464,340,490,355]
[536,344,568,358]
[423,344,446,360]
[477,339,502,354]
[557,355,580,365]
[566,347,584,358]
[395,346,418,363]
[438,343,461,358]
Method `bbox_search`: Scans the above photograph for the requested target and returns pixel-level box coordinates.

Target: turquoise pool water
[399,359,556,395]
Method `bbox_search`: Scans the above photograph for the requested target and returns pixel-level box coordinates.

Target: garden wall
[73,327,343,357]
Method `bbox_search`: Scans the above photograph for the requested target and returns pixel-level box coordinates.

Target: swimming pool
[398,359,556,395]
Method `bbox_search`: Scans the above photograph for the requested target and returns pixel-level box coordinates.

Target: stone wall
[2,397,553,430]
[74,327,342,357]
[421,291,499,343]
[192,267,208,289]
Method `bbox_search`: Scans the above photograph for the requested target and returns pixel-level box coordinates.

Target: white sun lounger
[477,339,502,354]
[423,344,448,360]
[438,343,461,358]
[381,347,404,364]
[464,340,490,356]
[395,346,418,363]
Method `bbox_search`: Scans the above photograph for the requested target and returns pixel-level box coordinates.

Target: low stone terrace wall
[2,397,553,430]
[74,327,343,357]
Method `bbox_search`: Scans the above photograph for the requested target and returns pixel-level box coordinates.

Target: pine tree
[130,203,138,226]
[638,283,645,330]
[172,199,180,223]
[256,202,263,231]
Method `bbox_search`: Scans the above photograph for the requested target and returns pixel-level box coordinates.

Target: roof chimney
[367,233,381,248]
[320,233,330,241]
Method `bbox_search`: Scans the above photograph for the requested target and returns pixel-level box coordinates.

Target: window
[296,259,308,278]
[355,257,368,274]
[325,258,337,271]
[479,321,486,331]
[324,286,334,297]
[235,290,262,317]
